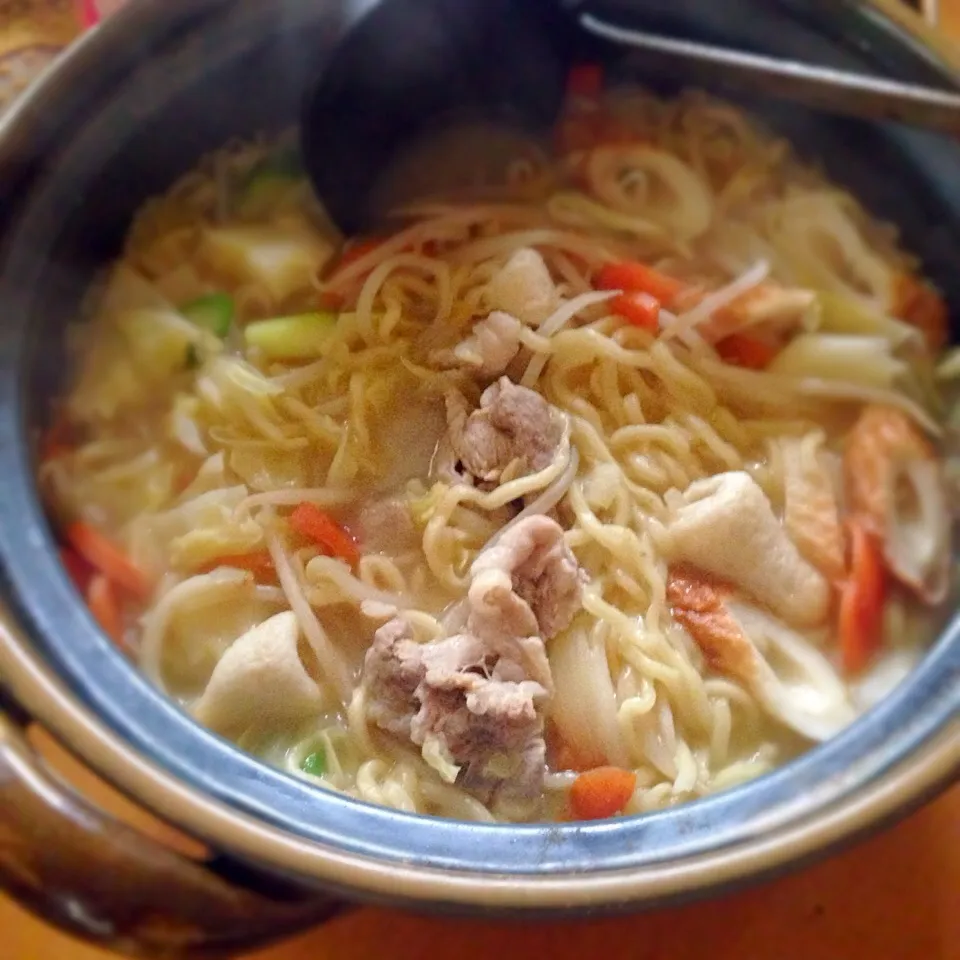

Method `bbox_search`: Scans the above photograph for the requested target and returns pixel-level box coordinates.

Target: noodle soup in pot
[42,78,958,825]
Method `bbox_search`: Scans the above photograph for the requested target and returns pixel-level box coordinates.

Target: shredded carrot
[893,272,948,352]
[318,290,346,311]
[86,574,124,647]
[838,519,886,675]
[40,415,72,462]
[610,291,661,332]
[595,261,686,306]
[288,504,360,569]
[557,68,646,160]
[716,333,780,370]
[65,522,152,602]
[547,722,599,773]
[558,115,643,160]
[593,116,641,147]
[556,116,599,160]
[321,237,391,310]
[202,550,277,581]
[60,546,92,592]
[333,237,384,273]
[569,766,637,821]
[567,64,604,100]
[554,741,595,774]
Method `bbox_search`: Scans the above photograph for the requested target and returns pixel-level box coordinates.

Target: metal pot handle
[0,701,344,958]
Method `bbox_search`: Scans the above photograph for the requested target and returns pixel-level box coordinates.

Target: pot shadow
[250,788,957,960]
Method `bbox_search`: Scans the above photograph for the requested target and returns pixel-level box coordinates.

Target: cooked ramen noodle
[42,78,959,823]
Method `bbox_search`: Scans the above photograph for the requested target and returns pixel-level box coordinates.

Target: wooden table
[2,2,959,957]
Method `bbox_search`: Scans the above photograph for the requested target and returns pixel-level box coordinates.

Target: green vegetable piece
[181,292,235,338]
[184,343,201,370]
[236,145,304,219]
[244,312,338,360]
[247,144,304,181]
[302,749,326,777]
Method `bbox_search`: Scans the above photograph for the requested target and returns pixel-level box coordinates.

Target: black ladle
[300,0,960,236]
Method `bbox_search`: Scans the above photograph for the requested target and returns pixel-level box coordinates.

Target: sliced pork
[471,514,585,642]
[356,496,419,554]
[445,376,563,484]
[431,310,523,379]
[362,617,426,738]
[413,632,548,768]
[364,620,549,796]
[361,516,586,807]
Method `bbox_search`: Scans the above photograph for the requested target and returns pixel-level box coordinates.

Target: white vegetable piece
[452,310,523,377]
[486,248,559,327]
[768,333,907,390]
[727,600,856,742]
[68,264,218,422]
[548,624,628,769]
[127,484,263,574]
[100,263,173,314]
[665,471,830,626]
[885,458,951,604]
[668,568,856,743]
[201,216,335,305]
[194,611,323,737]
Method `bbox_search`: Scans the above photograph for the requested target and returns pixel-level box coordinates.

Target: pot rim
[1,599,957,908]
[0,0,957,907]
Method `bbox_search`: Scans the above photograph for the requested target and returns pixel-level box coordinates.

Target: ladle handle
[577,12,960,136]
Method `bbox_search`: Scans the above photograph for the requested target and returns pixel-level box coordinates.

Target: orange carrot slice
[610,291,661,332]
[60,546,92,592]
[569,766,637,821]
[566,64,604,100]
[202,550,277,581]
[40,415,72,462]
[595,261,686,306]
[288,504,360,569]
[716,332,780,370]
[893,272,948,352]
[838,519,886,675]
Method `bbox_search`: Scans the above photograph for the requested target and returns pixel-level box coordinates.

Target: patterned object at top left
[0,0,87,115]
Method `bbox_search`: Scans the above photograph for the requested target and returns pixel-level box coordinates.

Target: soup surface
[42,77,959,823]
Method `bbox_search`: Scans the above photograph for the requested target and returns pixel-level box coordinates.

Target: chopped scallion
[236,146,304,220]
[244,144,304,183]
[244,311,338,360]
[181,292,234,338]
[302,749,327,777]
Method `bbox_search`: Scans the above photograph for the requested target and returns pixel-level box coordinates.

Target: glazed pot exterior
[0,1,957,955]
